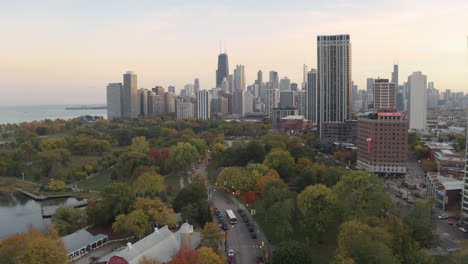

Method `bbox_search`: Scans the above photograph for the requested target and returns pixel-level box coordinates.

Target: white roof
[280,115,306,120]
[62,229,108,254]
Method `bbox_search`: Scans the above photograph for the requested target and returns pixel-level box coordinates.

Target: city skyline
[1,0,468,105]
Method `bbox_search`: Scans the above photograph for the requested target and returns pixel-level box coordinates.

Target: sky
[0,0,467,105]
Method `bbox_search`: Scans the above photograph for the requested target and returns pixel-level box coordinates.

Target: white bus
[226,209,237,224]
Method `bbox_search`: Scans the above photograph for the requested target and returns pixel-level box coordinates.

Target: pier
[41,200,88,218]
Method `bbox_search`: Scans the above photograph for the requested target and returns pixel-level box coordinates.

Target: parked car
[228,249,235,264]
[459,227,468,233]
[448,220,455,225]
[251,232,257,239]
[256,256,265,263]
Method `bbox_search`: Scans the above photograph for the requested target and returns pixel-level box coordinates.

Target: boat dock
[16,188,73,200]
[41,200,88,218]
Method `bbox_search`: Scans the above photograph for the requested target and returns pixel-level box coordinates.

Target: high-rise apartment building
[461,116,468,217]
[152,86,165,96]
[306,69,318,123]
[244,91,254,114]
[280,91,295,108]
[280,77,291,91]
[122,71,138,118]
[196,91,211,120]
[265,88,280,117]
[257,70,263,86]
[167,86,175,94]
[357,112,408,175]
[106,83,123,120]
[269,71,279,89]
[194,78,200,94]
[391,64,399,86]
[177,102,195,120]
[373,79,396,111]
[216,53,229,88]
[302,64,308,89]
[184,84,194,97]
[290,83,298,92]
[233,65,246,91]
[407,71,427,130]
[164,92,176,113]
[233,89,244,116]
[366,78,374,110]
[317,35,352,137]
[138,88,149,117]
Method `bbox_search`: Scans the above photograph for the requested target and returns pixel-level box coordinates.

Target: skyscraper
[302,64,308,89]
[177,102,195,120]
[407,71,427,130]
[317,35,352,136]
[279,77,291,91]
[138,88,149,117]
[269,71,279,89]
[216,53,229,88]
[257,70,263,86]
[280,91,295,108]
[244,91,254,114]
[391,64,399,86]
[196,90,211,120]
[462,114,468,217]
[194,78,200,94]
[122,71,138,118]
[233,89,244,116]
[106,83,123,120]
[164,92,176,113]
[366,78,374,110]
[233,65,246,91]
[373,79,396,111]
[306,69,318,123]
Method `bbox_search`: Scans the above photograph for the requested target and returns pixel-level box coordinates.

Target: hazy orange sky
[0,0,467,105]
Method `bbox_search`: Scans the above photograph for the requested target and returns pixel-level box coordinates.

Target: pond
[0,192,82,240]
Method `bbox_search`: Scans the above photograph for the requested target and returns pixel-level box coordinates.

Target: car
[256,256,265,263]
[237,208,244,214]
[462,219,468,225]
[222,223,229,230]
[438,214,449,219]
[460,227,468,233]
[228,249,235,257]
[251,232,257,239]
[248,224,254,232]
[448,220,455,225]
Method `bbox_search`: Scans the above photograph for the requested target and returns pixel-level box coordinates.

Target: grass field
[79,169,113,191]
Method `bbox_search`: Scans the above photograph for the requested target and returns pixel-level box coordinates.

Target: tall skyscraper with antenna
[216,44,229,88]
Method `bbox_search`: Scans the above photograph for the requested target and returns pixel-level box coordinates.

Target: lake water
[0,192,81,239]
[0,105,107,125]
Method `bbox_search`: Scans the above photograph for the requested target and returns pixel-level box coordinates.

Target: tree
[130,136,150,153]
[36,148,71,177]
[188,138,207,157]
[244,191,258,204]
[421,159,437,172]
[271,240,312,264]
[297,184,337,244]
[334,220,398,264]
[134,171,166,195]
[255,169,281,195]
[263,150,295,180]
[211,143,227,162]
[245,140,266,163]
[48,178,66,191]
[17,236,68,264]
[168,142,200,175]
[262,133,289,151]
[408,132,421,149]
[413,144,429,159]
[52,206,87,235]
[215,167,254,192]
[404,199,439,246]
[333,170,389,220]
[246,163,269,179]
[297,166,316,190]
[197,247,224,264]
[295,157,313,174]
[167,245,199,264]
[113,209,151,238]
[133,197,177,228]
[117,151,154,180]
[201,222,223,249]
[149,146,161,161]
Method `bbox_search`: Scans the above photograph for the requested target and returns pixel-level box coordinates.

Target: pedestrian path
[446,247,459,253]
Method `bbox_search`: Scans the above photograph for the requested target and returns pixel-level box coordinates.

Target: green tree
[404,199,439,246]
[117,151,154,180]
[215,167,254,192]
[334,220,398,264]
[413,144,429,159]
[134,171,166,195]
[36,148,71,177]
[113,209,151,238]
[130,136,150,153]
[52,206,87,235]
[272,240,312,264]
[201,222,223,249]
[297,184,337,244]
[245,140,266,163]
[188,138,207,157]
[211,143,227,162]
[263,149,295,180]
[48,178,66,191]
[168,142,200,175]
[297,166,316,190]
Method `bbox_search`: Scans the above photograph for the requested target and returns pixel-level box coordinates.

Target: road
[211,187,266,264]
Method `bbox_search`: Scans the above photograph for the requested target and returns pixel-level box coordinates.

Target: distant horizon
[1,0,467,105]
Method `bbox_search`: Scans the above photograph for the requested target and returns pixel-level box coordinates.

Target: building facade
[306,69,318,123]
[272,107,298,128]
[280,91,295,108]
[196,91,211,120]
[373,79,396,111]
[122,71,138,118]
[356,112,408,175]
[106,83,122,120]
[176,102,195,120]
[408,71,427,130]
[216,53,229,88]
[317,35,352,138]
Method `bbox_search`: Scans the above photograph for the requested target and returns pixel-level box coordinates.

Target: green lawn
[79,169,113,191]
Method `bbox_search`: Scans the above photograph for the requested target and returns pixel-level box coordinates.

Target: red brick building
[280,115,312,131]
[356,112,408,175]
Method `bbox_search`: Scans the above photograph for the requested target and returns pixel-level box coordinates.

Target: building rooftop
[280,115,306,120]
[425,142,455,150]
[62,229,107,254]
